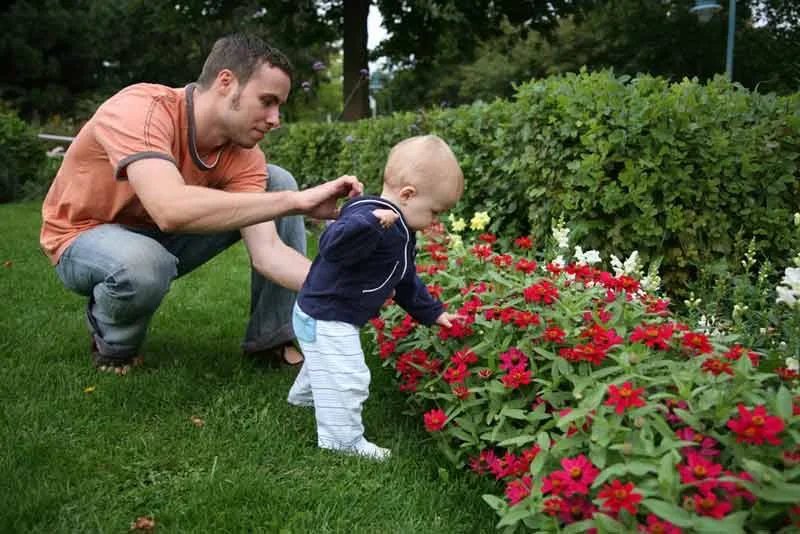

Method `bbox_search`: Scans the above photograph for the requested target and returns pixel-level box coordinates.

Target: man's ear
[216,69,236,95]
[399,185,417,203]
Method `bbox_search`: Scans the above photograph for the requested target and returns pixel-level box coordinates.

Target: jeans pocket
[292,303,317,343]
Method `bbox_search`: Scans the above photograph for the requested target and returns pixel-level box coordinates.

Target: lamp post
[690,0,736,80]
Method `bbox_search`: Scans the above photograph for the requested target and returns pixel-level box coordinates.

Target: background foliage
[263,70,800,295]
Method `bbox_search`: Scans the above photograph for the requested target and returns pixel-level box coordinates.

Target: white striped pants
[289,304,371,450]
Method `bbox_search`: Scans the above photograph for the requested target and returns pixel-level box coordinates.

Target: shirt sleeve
[93,88,178,180]
[318,211,386,266]
[394,270,444,325]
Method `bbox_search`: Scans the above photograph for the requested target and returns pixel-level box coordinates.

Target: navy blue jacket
[297,195,444,327]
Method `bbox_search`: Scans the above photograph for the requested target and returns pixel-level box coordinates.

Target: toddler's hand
[435,312,461,329]
[372,209,400,228]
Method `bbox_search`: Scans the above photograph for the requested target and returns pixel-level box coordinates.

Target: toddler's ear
[399,185,417,202]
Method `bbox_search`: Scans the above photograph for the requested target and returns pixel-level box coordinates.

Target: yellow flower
[448,214,466,232]
[83,386,96,394]
[470,211,491,231]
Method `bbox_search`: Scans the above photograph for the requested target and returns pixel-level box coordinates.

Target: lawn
[0,201,498,533]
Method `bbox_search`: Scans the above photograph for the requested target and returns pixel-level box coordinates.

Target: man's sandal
[246,342,304,368]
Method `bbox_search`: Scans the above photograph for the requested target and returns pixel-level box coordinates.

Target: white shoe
[323,438,392,461]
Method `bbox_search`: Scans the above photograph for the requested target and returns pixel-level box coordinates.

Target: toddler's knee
[266,164,299,192]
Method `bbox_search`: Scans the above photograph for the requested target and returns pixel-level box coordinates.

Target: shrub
[264,71,800,296]
[366,219,800,532]
[0,108,47,203]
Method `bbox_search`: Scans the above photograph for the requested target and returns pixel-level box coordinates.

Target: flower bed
[367,219,800,533]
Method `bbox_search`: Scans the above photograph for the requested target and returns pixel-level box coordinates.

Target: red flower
[723,344,759,367]
[451,385,470,400]
[442,363,471,384]
[470,243,493,260]
[478,233,497,243]
[678,451,723,486]
[726,404,784,445]
[675,427,719,457]
[477,368,493,380]
[514,236,533,249]
[560,343,608,366]
[560,455,599,495]
[690,491,732,518]
[605,382,646,415]
[681,332,713,355]
[701,357,734,376]
[515,258,538,274]
[501,364,532,389]
[543,326,567,344]
[426,284,443,299]
[450,348,479,366]
[379,340,396,359]
[629,323,674,350]
[523,280,559,304]
[499,347,527,370]
[541,471,572,496]
[504,476,532,505]
[597,479,642,515]
[423,408,447,431]
[492,254,513,268]
[777,367,799,381]
[638,514,682,533]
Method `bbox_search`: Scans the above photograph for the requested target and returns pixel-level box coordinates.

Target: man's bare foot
[95,356,144,375]
[283,345,304,366]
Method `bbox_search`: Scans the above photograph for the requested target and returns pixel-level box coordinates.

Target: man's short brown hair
[197,33,294,89]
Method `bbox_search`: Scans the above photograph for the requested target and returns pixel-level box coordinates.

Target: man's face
[224,62,290,148]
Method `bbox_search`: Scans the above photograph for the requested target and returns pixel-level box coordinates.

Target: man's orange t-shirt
[40,83,268,265]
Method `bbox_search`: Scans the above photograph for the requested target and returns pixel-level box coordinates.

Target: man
[40,34,363,374]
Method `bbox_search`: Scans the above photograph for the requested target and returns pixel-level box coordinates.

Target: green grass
[0,202,498,533]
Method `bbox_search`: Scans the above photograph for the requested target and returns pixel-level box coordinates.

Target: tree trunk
[342,0,370,121]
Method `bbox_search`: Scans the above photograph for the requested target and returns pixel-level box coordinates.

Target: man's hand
[434,312,461,329]
[372,209,399,228]
[296,175,363,220]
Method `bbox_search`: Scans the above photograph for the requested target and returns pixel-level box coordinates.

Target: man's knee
[105,248,178,315]
[266,164,299,193]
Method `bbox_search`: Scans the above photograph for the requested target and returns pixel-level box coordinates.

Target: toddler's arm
[319,211,392,265]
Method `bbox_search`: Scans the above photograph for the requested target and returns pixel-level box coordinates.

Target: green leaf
[482,494,506,511]
[592,512,627,533]
[641,499,694,528]
[496,503,533,528]
[776,386,793,421]
[498,434,538,448]
[693,512,747,534]
[562,519,596,534]
[500,407,529,420]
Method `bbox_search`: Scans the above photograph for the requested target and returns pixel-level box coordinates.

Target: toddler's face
[400,182,460,231]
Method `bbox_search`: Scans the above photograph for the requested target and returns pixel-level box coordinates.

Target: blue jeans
[54,164,306,358]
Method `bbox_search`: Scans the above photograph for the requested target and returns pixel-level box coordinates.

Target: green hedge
[0,109,47,203]
[264,70,800,292]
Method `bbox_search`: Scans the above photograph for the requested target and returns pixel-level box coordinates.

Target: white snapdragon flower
[640,273,662,293]
[551,255,566,269]
[786,357,799,372]
[610,251,643,278]
[574,246,601,266]
[732,303,749,321]
[794,212,800,227]
[776,267,800,308]
[552,222,570,250]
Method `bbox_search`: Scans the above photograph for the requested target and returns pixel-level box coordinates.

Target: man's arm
[241,221,310,292]
[126,159,362,233]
